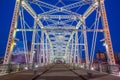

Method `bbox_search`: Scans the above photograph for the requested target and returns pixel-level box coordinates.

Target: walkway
[35,64,85,80]
[0,64,120,80]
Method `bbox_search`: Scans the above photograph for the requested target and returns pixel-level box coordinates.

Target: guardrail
[0,63,120,76]
[92,63,120,75]
[0,63,46,74]
[66,63,120,76]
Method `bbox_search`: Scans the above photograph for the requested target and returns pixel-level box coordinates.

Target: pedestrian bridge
[1,0,120,79]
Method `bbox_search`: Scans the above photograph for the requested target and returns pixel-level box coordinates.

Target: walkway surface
[72,68,120,80]
[0,64,120,80]
[0,66,48,80]
[35,64,84,80]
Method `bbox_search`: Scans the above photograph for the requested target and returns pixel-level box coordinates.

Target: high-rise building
[114,52,120,65]
[96,52,120,65]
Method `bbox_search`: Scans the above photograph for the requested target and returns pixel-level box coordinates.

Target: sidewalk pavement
[72,68,120,80]
[0,66,48,80]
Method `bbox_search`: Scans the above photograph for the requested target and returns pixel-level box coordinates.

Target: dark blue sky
[0,0,120,57]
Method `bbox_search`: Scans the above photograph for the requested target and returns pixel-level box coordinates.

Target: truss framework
[4,0,115,69]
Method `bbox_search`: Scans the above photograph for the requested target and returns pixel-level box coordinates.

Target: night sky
[0,0,120,57]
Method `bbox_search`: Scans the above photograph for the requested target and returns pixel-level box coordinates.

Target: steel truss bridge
[2,0,117,73]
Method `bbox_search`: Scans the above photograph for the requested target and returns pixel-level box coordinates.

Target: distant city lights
[35,65,38,68]
[80,65,84,68]
[24,67,28,70]
[91,67,94,70]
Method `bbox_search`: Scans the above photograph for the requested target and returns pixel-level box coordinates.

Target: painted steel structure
[3,0,115,69]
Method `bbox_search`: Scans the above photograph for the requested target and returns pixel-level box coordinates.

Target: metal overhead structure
[4,0,115,69]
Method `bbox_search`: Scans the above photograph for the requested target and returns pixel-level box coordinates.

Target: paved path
[35,64,85,80]
[0,64,120,80]
[72,68,120,80]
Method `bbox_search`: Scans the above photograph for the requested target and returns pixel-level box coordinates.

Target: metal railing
[0,63,46,75]
[66,63,120,76]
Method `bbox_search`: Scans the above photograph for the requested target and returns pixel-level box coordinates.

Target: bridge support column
[42,31,45,66]
[83,23,90,70]
[3,0,21,64]
[30,19,37,65]
[100,0,115,65]
[45,37,49,65]
[71,37,74,64]
[39,37,42,66]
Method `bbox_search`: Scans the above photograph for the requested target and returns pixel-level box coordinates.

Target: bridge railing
[0,64,30,74]
[0,63,50,75]
[66,63,120,76]
[91,63,120,75]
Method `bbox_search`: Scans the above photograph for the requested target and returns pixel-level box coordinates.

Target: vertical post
[39,46,41,65]
[48,43,50,64]
[49,45,52,64]
[70,39,73,64]
[30,18,37,65]
[68,42,71,64]
[79,39,83,66]
[4,0,21,64]
[74,32,77,65]
[76,32,79,64]
[100,0,115,65]
[39,32,42,65]
[36,44,39,64]
[83,22,89,69]
[71,37,74,65]
[68,46,71,63]
[42,31,45,65]
[46,37,48,65]
[73,34,76,63]
[68,51,70,63]
[73,33,77,69]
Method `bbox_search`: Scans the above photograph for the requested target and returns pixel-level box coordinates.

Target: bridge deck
[35,64,85,80]
[0,64,120,80]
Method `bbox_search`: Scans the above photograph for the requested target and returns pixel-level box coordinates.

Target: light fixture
[35,65,38,68]
[24,67,28,70]
[91,67,94,70]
